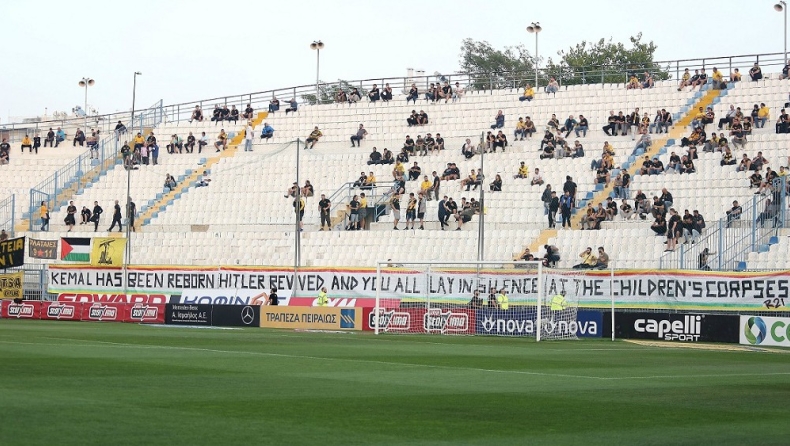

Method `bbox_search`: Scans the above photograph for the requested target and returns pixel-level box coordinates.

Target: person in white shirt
[531,168,544,186]
[244,123,254,152]
[198,132,209,154]
[452,82,465,102]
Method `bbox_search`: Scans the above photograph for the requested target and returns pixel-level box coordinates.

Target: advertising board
[740,316,790,348]
[606,312,739,343]
[1,300,41,319]
[363,308,476,334]
[165,304,213,326]
[260,307,362,331]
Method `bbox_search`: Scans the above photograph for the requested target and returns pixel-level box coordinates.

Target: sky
[0,0,786,122]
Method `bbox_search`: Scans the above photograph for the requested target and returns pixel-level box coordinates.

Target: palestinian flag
[60,237,91,262]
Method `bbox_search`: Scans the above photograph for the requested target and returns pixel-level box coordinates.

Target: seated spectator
[350,124,368,147]
[396,148,409,164]
[44,128,55,147]
[242,104,254,120]
[20,135,32,153]
[353,172,368,188]
[492,131,507,153]
[423,133,436,155]
[164,174,177,191]
[595,166,610,185]
[301,180,314,197]
[677,68,692,90]
[514,117,527,140]
[539,141,554,159]
[268,97,280,113]
[749,170,763,189]
[531,168,544,185]
[491,110,505,129]
[260,122,274,140]
[381,148,394,164]
[603,111,619,136]
[114,120,127,137]
[284,182,299,198]
[198,132,208,153]
[87,131,99,159]
[703,132,720,152]
[368,84,380,102]
[726,200,742,227]
[381,83,393,101]
[757,198,779,227]
[523,116,536,138]
[783,60,790,80]
[406,84,418,104]
[366,147,382,165]
[743,117,754,135]
[441,163,460,180]
[219,105,230,121]
[634,131,651,152]
[417,110,428,125]
[731,68,742,82]
[228,105,239,122]
[285,98,298,115]
[545,77,559,95]
[573,247,598,268]
[452,82,465,102]
[737,154,752,172]
[407,110,419,127]
[575,115,589,137]
[335,89,348,103]
[690,107,706,130]
[749,63,763,81]
[681,127,704,147]
[730,119,747,148]
[651,213,667,235]
[461,139,475,159]
[756,103,770,128]
[514,161,528,179]
[183,132,195,154]
[0,138,9,164]
[519,84,535,102]
[73,128,85,146]
[680,155,696,174]
[751,151,768,171]
[540,130,555,151]
[414,135,425,155]
[691,68,707,89]
[435,133,446,152]
[437,82,452,103]
[776,108,789,133]
[210,105,222,122]
[711,67,726,89]
[654,109,673,134]
[460,169,478,190]
[403,135,415,154]
[626,74,642,89]
[364,172,377,189]
[167,134,183,154]
[579,205,595,230]
[666,151,681,172]
[642,71,654,89]
[542,244,560,267]
[214,129,227,152]
[620,200,634,220]
[720,147,736,166]
[560,115,577,138]
[349,88,361,102]
[547,113,560,132]
[190,106,204,122]
[489,174,502,192]
[306,126,322,149]
[638,156,652,175]
[638,112,651,133]
[571,140,584,158]
[408,162,421,181]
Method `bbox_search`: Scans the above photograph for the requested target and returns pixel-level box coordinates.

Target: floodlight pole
[527,22,542,88]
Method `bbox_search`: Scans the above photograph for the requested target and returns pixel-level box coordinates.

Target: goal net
[372,261,581,340]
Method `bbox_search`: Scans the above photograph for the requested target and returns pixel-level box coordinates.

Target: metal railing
[660,177,787,271]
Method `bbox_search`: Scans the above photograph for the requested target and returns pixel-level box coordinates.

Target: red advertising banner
[1,300,42,319]
[363,307,476,334]
[80,302,127,322]
[57,293,168,305]
[127,304,165,324]
[40,301,82,321]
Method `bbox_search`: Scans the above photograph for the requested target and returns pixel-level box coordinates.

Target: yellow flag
[90,237,126,267]
[0,271,23,299]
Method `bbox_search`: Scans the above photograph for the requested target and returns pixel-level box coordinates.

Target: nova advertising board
[473,308,602,337]
[362,308,476,334]
[1,300,41,319]
[741,316,790,348]
[607,312,739,343]
[260,307,362,331]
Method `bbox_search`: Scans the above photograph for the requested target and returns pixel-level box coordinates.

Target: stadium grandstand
[1,53,787,274]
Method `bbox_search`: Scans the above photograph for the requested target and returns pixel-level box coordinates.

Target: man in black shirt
[242,104,254,120]
[319,194,331,231]
[127,199,136,232]
[666,208,682,252]
[408,162,421,181]
[431,171,441,201]
[417,110,428,125]
[403,136,415,154]
[603,111,618,136]
[468,290,483,308]
[445,198,458,230]
[210,105,222,122]
[91,201,103,232]
[108,200,123,232]
[65,201,77,232]
[548,191,559,228]
[80,206,91,225]
[562,176,577,208]
[219,105,230,121]
[228,105,239,122]
[368,84,380,102]
[366,147,382,165]
[44,128,55,147]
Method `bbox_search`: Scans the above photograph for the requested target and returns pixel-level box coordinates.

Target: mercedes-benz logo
[241,306,255,325]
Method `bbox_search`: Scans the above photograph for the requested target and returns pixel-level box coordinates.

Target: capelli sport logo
[744,316,768,345]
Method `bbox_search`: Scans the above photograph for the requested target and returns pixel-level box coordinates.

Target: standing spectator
[243,123,254,152]
[40,201,49,231]
[108,200,123,232]
[405,193,417,229]
[437,196,449,229]
[318,194,331,231]
[390,193,401,230]
[359,193,369,230]
[548,191,559,228]
[749,63,763,81]
[91,201,103,232]
[559,191,573,229]
[64,201,77,232]
[563,176,577,208]
[491,110,505,129]
[431,171,441,201]
[127,198,136,232]
[350,124,368,147]
[294,197,305,232]
[665,208,682,252]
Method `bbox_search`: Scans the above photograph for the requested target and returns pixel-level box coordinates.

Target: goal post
[372,260,581,340]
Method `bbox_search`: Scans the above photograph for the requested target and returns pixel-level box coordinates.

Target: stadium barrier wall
[0,300,165,323]
[740,316,790,348]
[604,311,739,343]
[48,265,790,312]
[259,306,362,331]
[165,304,260,328]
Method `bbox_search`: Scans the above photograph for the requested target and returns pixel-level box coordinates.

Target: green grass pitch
[1,321,789,446]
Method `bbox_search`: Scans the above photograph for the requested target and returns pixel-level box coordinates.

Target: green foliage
[545,33,670,85]
[459,38,535,90]
[301,80,367,105]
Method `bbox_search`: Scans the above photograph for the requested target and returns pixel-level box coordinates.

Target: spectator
[437,82,452,103]
[381,148,394,164]
[559,191,572,228]
[519,84,535,102]
[363,172,376,190]
[749,63,763,81]
[452,82,465,102]
[306,126,322,149]
[228,105,239,122]
[335,89,348,103]
[461,138,475,159]
[665,208,682,252]
[167,134,183,154]
[190,106,204,122]
[408,162,421,181]
[268,97,280,113]
[756,103,770,128]
[726,200,742,227]
[406,110,419,127]
[219,105,230,121]
[403,135,415,155]
[573,247,597,269]
[430,171,441,202]
[368,84,380,102]
[514,117,527,140]
[595,247,610,269]
[730,68,742,82]
[751,151,769,171]
[547,113,560,132]
[406,84,418,104]
[639,112,651,133]
[523,116,536,138]
[260,122,274,141]
[660,188,673,209]
[560,115,577,138]
[783,60,790,80]
[392,160,406,180]
[396,148,409,164]
[571,140,584,158]
[634,131,651,153]
[164,174,177,191]
[575,115,589,137]
[114,120,127,138]
[424,83,437,102]
[20,135,32,153]
[491,110,505,129]
[666,151,681,173]
[350,124,368,148]
[214,129,227,152]
[349,88,361,103]
[680,155,696,174]
[73,128,85,147]
[718,105,738,130]
[531,168,544,186]
[210,105,222,122]
[603,110,619,136]
[626,74,642,89]
[626,108,640,138]
[366,147,382,165]
[619,200,634,220]
[545,191,559,228]
[681,127,704,147]
[750,170,764,189]
[417,110,429,125]
[284,98,298,115]
[301,180,314,197]
[44,128,55,147]
[757,199,779,227]
[720,147,736,166]
[381,83,393,101]
[595,165,610,185]
[776,108,789,133]
[441,163,460,180]
[677,68,692,90]
[737,154,752,172]
[642,72,654,89]
[87,131,99,159]
[423,133,436,155]
[711,67,726,90]
[489,174,502,192]
[242,104,254,120]
[514,161,529,179]
[545,77,559,95]
[492,131,507,153]
[80,206,91,225]
[242,123,254,152]
[730,119,747,148]
[198,132,209,153]
[435,133,446,152]
[543,244,560,267]
[691,68,707,90]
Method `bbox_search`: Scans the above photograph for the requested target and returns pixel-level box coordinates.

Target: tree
[458,38,535,90]
[301,80,367,105]
[544,33,669,85]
